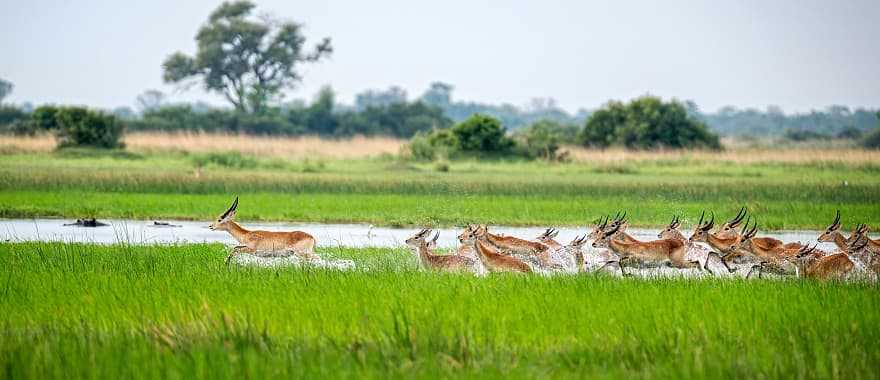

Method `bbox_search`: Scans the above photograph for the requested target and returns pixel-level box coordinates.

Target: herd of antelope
[211,197,879,281]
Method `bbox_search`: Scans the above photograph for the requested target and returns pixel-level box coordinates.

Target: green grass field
[1,150,879,229]
[1,242,878,379]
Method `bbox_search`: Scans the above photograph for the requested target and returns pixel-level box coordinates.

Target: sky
[1,0,878,114]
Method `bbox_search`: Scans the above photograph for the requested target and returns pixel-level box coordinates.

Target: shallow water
[0,218,838,251]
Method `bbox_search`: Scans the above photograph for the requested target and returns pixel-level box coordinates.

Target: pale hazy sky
[1,0,878,113]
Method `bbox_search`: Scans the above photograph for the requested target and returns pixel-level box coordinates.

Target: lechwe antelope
[535,228,562,250]
[735,222,812,278]
[404,229,479,274]
[848,225,880,277]
[458,225,532,273]
[209,197,319,261]
[658,215,733,274]
[476,225,552,266]
[593,221,704,276]
[792,243,855,281]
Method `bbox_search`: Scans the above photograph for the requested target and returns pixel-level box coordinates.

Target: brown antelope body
[478,225,551,266]
[659,215,732,274]
[459,225,532,273]
[594,221,701,275]
[405,229,478,273]
[793,244,854,281]
[210,197,318,261]
[535,228,563,250]
[689,211,743,258]
[737,222,814,265]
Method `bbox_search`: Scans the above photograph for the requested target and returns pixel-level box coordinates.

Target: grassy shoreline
[1,149,879,228]
[1,242,879,378]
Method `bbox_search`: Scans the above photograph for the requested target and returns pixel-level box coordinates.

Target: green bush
[0,105,30,134]
[862,128,880,149]
[578,96,721,150]
[408,114,521,160]
[52,107,125,149]
[516,120,578,160]
[190,152,259,169]
[783,128,829,142]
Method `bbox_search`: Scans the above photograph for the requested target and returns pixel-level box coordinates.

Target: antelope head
[592,223,622,249]
[717,206,747,238]
[793,243,822,266]
[586,215,610,241]
[689,210,715,242]
[658,215,683,240]
[536,227,560,245]
[817,210,842,243]
[458,225,483,245]
[848,223,870,246]
[847,233,870,255]
[733,220,758,253]
[209,196,239,231]
[405,228,435,249]
[568,234,588,248]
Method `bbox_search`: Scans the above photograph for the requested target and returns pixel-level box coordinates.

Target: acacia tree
[163,1,332,114]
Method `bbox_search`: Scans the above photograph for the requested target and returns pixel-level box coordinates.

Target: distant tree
[0,78,12,104]
[863,112,880,149]
[112,106,137,120]
[135,90,166,112]
[783,128,829,142]
[516,120,577,160]
[354,86,407,110]
[836,126,863,140]
[578,96,721,149]
[162,1,331,114]
[420,82,454,107]
[450,114,515,154]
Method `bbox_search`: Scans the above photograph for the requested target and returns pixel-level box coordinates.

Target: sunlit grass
[0,242,878,379]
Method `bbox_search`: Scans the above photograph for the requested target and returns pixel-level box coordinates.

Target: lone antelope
[458,225,532,273]
[593,220,703,276]
[404,229,479,274]
[209,197,319,261]
[793,243,855,281]
[477,225,551,266]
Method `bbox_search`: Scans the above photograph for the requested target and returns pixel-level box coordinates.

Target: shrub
[52,107,125,149]
[836,126,864,140]
[0,105,30,134]
[577,96,721,150]
[516,120,577,160]
[783,128,829,142]
[408,114,520,160]
[190,152,258,169]
[862,128,880,149]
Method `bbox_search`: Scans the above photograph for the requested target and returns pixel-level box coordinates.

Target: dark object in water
[149,221,182,228]
[63,218,109,227]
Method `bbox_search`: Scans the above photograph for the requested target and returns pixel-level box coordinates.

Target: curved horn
[602,222,622,238]
[702,212,715,231]
[431,231,440,243]
[697,210,705,228]
[220,196,239,219]
[831,210,841,229]
[747,222,758,239]
[728,206,747,227]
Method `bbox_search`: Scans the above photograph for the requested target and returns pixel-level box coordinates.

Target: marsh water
[0,218,837,251]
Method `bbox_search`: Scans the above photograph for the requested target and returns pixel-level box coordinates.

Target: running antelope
[736,221,815,263]
[848,225,880,276]
[477,225,551,266]
[458,225,532,273]
[658,215,733,273]
[793,243,855,281]
[593,221,702,275]
[817,210,852,251]
[209,197,319,261]
[535,228,562,250]
[405,229,479,273]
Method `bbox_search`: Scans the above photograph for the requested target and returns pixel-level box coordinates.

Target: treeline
[690,104,878,137]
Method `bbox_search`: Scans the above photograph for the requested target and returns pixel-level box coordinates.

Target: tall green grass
[1,242,878,378]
